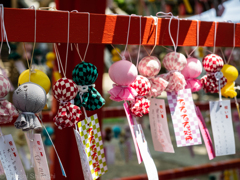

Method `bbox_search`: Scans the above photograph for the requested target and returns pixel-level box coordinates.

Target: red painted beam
[114,159,240,180]
[1,8,240,47]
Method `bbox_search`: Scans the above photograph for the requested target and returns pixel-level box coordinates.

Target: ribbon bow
[72,62,105,111]
[129,76,151,117]
[53,78,82,129]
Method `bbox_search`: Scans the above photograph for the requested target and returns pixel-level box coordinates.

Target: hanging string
[156,12,180,53]
[188,20,199,57]
[227,22,235,64]
[213,21,217,54]
[53,43,66,77]
[136,15,142,68]
[0,4,10,55]
[149,16,158,56]
[71,11,90,62]
[220,48,227,64]
[0,127,5,144]
[64,12,70,75]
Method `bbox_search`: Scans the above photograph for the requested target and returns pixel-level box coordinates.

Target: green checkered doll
[72,62,105,112]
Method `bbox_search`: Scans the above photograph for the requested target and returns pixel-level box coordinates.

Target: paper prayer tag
[195,106,215,160]
[73,129,93,180]
[167,89,202,147]
[25,134,51,180]
[209,100,236,156]
[123,102,142,164]
[0,134,27,180]
[149,98,174,153]
[78,114,107,180]
[134,124,159,180]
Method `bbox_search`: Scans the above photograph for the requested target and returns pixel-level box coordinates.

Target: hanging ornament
[138,56,168,97]
[13,82,46,132]
[72,62,105,111]
[18,69,51,94]
[160,52,187,92]
[111,48,121,62]
[0,75,18,124]
[181,57,203,92]
[108,60,138,102]
[201,54,227,93]
[221,64,238,98]
[129,75,151,117]
[53,77,81,129]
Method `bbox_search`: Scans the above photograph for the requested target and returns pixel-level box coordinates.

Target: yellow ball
[18,69,51,94]
[46,52,56,61]
[221,64,238,82]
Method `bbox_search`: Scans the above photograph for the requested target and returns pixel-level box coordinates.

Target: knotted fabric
[160,52,187,92]
[129,76,151,117]
[13,82,46,133]
[201,54,227,93]
[53,78,81,129]
[109,84,137,102]
[72,62,105,111]
[138,56,168,97]
[0,75,18,124]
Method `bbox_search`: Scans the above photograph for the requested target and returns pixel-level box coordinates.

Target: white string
[0,127,5,144]
[0,4,10,54]
[38,117,67,177]
[53,43,66,77]
[26,130,34,167]
[124,15,132,56]
[64,12,70,75]
[213,21,217,54]
[136,15,142,68]
[71,11,90,62]
[227,22,235,64]
[156,12,179,53]
[188,20,199,57]
[149,15,158,56]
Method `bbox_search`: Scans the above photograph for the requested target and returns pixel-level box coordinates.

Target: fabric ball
[129,75,151,96]
[13,82,46,113]
[53,78,78,102]
[72,62,98,85]
[181,57,202,79]
[162,52,187,71]
[185,79,202,92]
[0,75,10,98]
[109,60,138,86]
[202,54,224,73]
[138,56,161,77]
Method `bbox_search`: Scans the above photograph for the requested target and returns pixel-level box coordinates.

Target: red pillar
[53,0,106,179]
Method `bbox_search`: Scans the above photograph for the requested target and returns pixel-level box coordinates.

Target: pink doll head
[138,56,161,77]
[181,57,203,92]
[162,52,187,71]
[109,60,138,86]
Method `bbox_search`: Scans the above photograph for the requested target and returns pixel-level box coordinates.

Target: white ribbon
[77,84,95,95]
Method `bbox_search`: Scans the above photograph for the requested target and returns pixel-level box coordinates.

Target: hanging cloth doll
[0,75,18,124]
[201,54,227,93]
[53,77,82,129]
[129,75,151,117]
[72,62,105,111]
[13,82,46,133]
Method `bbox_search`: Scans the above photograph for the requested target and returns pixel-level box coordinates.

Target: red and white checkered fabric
[53,78,82,129]
[129,75,150,117]
[202,54,224,73]
[201,74,227,93]
[201,54,227,93]
[0,75,10,98]
[0,75,18,124]
[138,56,161,77]
[162,52,187,71]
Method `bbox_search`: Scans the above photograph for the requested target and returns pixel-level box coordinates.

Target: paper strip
[195,106,215,160]
[25,134,51,180]
[123,102,142,164]
[209,100,236,156]
[0,134,27,180]
[149,98,174,153]
[167,89,202,147]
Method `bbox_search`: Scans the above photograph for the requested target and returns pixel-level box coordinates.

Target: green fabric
[72,62,105,111]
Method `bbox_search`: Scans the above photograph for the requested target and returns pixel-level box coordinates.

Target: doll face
[13,83,46,113]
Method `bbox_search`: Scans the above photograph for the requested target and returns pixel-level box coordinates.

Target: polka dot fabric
[202,54,224,73]
[0,75,18,124]
[53,78,81,129]
[201,54,227,93]
[129,75,151,117]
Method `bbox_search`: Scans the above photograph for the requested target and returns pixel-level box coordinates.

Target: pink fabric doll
[181,57,203,92]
